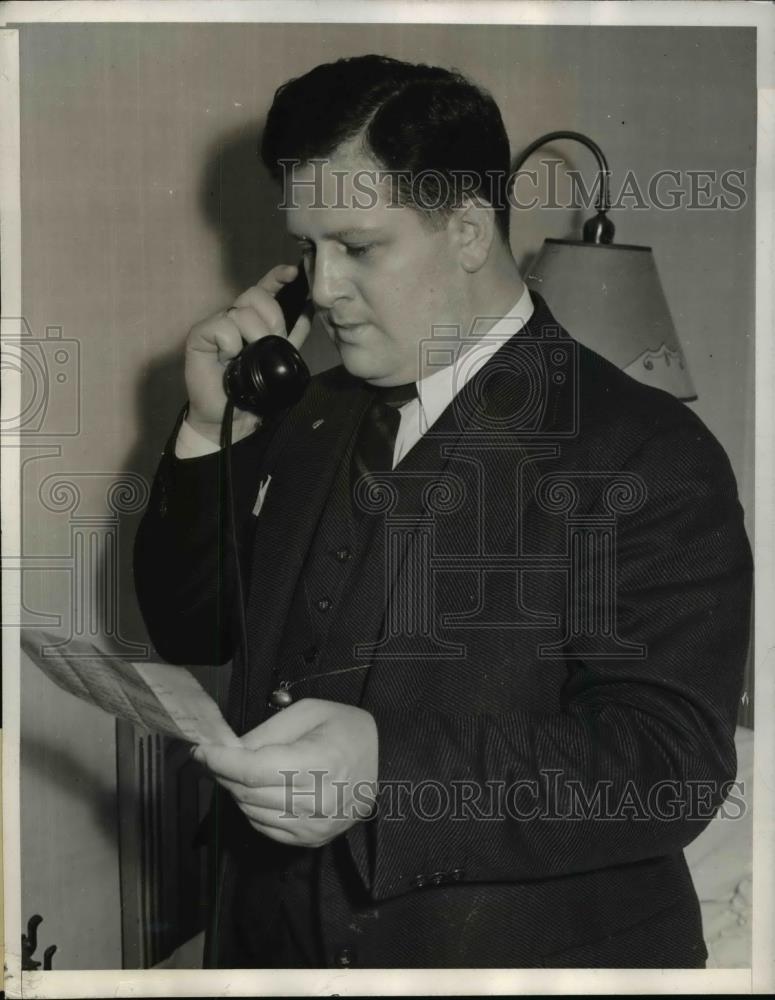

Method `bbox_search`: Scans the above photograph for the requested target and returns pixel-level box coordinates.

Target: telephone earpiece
[223,266,311,416]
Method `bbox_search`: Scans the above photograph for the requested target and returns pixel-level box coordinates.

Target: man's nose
[309,251,352,311]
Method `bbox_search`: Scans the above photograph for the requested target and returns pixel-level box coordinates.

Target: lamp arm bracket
[511,130,611,213]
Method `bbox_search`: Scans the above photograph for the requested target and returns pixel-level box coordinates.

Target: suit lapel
[363,291,572,583]
[354,293,574,696]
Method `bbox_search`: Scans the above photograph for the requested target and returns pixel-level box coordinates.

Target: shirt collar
[413,284,534,431]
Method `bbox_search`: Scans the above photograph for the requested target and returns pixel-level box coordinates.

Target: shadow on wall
[21,728,121,843]
[199,119,291,296]
[122,117,287,500]
[197,120,338,374]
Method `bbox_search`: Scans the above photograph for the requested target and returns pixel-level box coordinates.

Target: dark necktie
[350,382,418,507]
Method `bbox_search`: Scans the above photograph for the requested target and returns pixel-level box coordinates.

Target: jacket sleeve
[133,413,276,665]
[346,418,753,900]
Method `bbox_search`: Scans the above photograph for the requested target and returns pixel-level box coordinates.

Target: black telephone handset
[223,265,311,416]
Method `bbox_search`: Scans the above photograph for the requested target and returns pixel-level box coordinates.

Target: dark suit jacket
[134,292,753,968]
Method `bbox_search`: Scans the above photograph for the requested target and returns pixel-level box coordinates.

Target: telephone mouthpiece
[223,335,310,416]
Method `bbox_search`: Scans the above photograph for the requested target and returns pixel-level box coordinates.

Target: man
[134,55,753,968]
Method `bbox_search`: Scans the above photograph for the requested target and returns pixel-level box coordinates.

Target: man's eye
[343,243,374,258]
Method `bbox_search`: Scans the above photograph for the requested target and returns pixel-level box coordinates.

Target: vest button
[334,546,351,562]
[303,645,318,663]
[334,946,355,967]
[269,688,293,708]
[316,597,332,612]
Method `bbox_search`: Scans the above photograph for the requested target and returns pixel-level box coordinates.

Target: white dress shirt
[175,284,534,466]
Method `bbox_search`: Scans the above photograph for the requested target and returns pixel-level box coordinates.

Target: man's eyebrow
[290,228,385,242]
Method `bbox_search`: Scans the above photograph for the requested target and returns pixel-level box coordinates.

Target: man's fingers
[247,821,302,845]
[187,315,244,360]
[228,264,313,345]
[192,744,278,785]
[240,698,330,750]
[254,263,300,297]
[215,777,315,814]
[231,290,286,338]
[235,800,293,828]
[223,304,278,344]
[287,309,314,352]
[185,263,307,371]
[194,741,314,786]
[243,811,336,847]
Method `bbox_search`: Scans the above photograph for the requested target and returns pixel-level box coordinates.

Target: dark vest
[223,418,389,967]
[268,422,387,710]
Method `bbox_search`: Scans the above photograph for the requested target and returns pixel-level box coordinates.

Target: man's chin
[335,345,414,387]
[337,346,384,381]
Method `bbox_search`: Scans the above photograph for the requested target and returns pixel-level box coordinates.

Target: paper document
[21,630,239,746]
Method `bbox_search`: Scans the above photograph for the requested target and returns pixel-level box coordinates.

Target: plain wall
[17,22,755,967]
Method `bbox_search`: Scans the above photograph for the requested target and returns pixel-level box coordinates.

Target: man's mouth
[329,319,366,340]
[330,319,362,330]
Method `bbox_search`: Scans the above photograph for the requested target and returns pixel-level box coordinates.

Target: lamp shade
[525,238,697,401]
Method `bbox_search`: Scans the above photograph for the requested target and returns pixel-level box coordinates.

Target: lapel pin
[252,474,272,517]
[312,419,325,430]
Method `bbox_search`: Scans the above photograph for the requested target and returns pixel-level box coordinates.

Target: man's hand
[192,698,379,847]
[184,263,313,445]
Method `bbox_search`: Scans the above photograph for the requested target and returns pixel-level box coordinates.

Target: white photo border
[1,1,772,996]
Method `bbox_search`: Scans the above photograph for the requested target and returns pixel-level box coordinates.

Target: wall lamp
[512,131,696,401]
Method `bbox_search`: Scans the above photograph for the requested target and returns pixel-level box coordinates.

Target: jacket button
[451,868,465,881]
[335,946,355,967]
[316,597,331,612]
[429,871,445,886]
[412,874,427,889]
[334,546,351,562]
[303,645,318,663]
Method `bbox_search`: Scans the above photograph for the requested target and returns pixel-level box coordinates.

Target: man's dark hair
[260,54,512,241]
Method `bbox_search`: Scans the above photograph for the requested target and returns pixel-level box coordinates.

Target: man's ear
[449,195,496,272]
